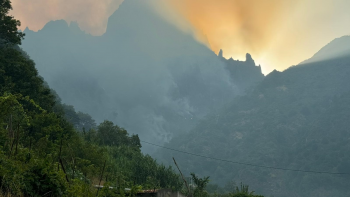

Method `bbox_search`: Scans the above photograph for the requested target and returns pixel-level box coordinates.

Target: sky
[10,0,350,74]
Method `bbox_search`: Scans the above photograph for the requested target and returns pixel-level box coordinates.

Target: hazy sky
[11,0,350,74]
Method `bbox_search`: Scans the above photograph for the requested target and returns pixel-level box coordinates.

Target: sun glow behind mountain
[155,0,350,74]
[11,0,350,74]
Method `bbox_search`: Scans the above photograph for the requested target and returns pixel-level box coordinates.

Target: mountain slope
[301,35,350,64]
[21,0,264,148]
[155,36,350,197]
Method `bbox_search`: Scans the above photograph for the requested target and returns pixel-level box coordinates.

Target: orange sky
[10,0,350,74]
[11,0,123,35]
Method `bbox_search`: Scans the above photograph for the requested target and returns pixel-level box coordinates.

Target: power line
[141,140,350,176]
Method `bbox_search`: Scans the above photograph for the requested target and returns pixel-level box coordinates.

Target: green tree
[191,173,210,197]
[0,0,25,45]
[229,183,264,197]
[97,120,140,148]
[0,46,56,111]
[60,104,96,131]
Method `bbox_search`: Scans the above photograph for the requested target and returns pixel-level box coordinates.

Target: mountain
[21,0,263,149]
[155,35,350,197]
[301,35,350,64]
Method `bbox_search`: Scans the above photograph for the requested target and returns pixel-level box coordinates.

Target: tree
[60,104,96,131]
[229,183,264,197]
[190,173,210,197]
[97,120,140,148]
[0,47,56,112]
[0,0,25,45]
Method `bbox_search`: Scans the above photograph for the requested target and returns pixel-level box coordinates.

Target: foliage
[0,46,56,111]
[184,174,264,197]
[0,0,25,45]
[228,183,264,197]
[0,2,183,195]
[60,104,96,131]
[191,173,210,197]
[0,80,182,197]
[96,120,141,148]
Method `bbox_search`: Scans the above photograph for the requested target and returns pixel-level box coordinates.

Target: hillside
[0,2,185,195]
[155,36,350,197]
[21,0,264,148]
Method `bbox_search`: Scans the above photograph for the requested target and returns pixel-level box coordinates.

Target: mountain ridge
[300,35,350,65]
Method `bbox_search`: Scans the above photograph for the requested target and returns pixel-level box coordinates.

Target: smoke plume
[11,0,350,72]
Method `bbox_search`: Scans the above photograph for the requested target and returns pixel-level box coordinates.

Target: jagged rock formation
[218,50,264,91]
[218,49,223,58]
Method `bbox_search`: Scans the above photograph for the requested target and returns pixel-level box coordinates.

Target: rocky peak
[218,49,223,58]
[245,53,256,66]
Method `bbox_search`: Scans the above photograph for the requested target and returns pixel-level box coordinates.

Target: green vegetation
[227,183,264,197]
[190,173,210,197]
[0,0,24,45]
[0,46,184,196]
[0,47,183,196]
[185,173,264,197]
[0,2,183,196]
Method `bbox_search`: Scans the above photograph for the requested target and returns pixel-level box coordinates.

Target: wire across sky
[141,140,350,176]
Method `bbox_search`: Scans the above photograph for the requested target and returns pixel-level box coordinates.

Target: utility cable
[141,140,350,176]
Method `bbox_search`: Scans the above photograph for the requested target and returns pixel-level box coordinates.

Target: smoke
[151,0,350,73]
[11,0,350,73]
[11,0,123,35]
[159,0,294,53]
[148,0,301,70]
